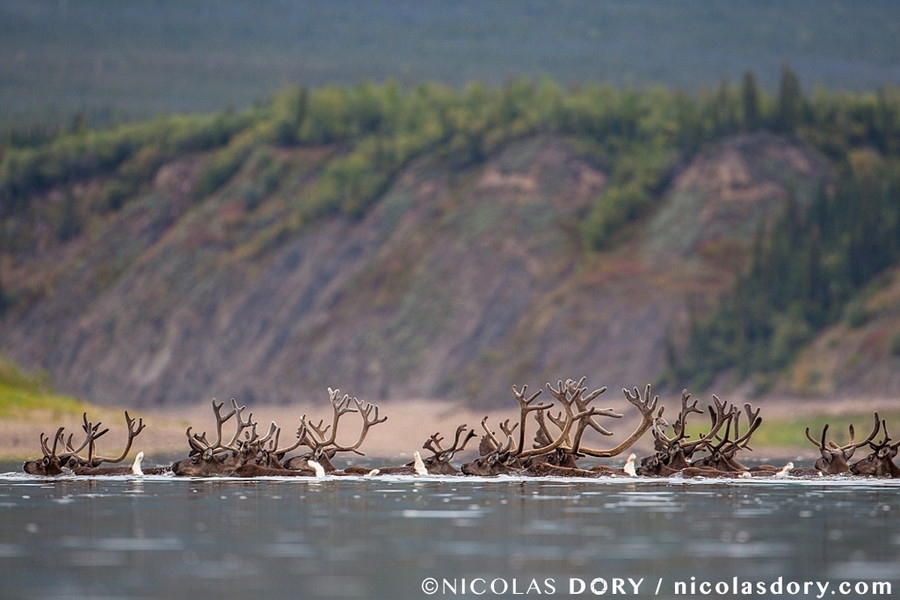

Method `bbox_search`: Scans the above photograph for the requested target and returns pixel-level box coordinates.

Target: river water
[1,466,898,600]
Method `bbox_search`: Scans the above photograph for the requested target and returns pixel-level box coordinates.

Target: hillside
[0,130,831,407]
[782,264,900,398]
[2,74,900,410]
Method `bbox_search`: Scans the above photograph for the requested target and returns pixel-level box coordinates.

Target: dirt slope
[0,133,832,408]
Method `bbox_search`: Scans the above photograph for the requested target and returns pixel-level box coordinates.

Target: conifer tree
[774,64,803,133]
[740,70,761,132]
[0,231,6,316]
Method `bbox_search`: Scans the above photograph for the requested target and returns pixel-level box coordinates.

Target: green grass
[0,358,90,419]
[679,408,899,451]
[752,411,898,449]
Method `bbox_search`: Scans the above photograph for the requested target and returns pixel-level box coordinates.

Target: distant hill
[1,77,899,407]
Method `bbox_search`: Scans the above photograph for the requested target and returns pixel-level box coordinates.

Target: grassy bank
[0,357,192,461]
[750,410,899,450]
[0,358,91,419]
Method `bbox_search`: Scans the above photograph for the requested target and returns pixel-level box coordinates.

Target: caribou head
[418,425,477,474]
[806,412,881,475]
[850,418,900,478]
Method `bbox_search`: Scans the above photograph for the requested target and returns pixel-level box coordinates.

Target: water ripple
[401,508,484,519]
[685,540,793,558]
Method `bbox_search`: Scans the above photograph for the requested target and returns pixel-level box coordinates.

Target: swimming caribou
[21,379,900,479]
[22,411,166,476]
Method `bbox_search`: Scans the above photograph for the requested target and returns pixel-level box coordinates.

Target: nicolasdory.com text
[421,575,892,597]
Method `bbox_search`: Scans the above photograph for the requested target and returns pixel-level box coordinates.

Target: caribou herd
[20,378,900,479]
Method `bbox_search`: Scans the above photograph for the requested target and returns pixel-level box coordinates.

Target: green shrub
[843,300,870,328]
[889,332,900,356]
[100,179,138,212]
[194,137,254,198]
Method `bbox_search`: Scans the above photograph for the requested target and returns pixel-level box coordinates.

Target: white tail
[623,453,636,477]
[413,451,427,476]
[308,460,325,478]
[131,451,145,476]
[775,461,794,478]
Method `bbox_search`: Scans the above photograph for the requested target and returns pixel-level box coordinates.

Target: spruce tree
[740,71,761,132]
[775,64,803,134]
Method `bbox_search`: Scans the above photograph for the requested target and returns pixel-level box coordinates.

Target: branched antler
[86,411,146,467]
[573,383,658,458]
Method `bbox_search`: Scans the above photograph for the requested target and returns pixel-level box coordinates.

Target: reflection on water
[0,470,898,599]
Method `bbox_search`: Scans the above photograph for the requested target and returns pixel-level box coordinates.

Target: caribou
[170,395,332,477]
[358,425,478,476]
[20,381,900,480]
[634,391,780,478]
[850,417,900,478]
[635,390,732,476]
[804,412,882,475]
[460,378,656,477]
[281,387,387,475]
[22,411,164,476]
[170,397,263,476]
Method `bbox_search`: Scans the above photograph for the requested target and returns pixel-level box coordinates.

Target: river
[1,467,898,599]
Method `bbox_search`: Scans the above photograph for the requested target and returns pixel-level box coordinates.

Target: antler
[300,388,386,458]
[63,413,110,466]
[182,398,255,464]
[730,403,763,451]
[805,411,881,457]
[866,417,900,455]
[681,394,735,457]
[188,398,237,453]
[514,380,597,459]
[565,377,619,451]
[477,415,503,455]
[695,402,762,471]
[224,399,256,450]
[423,425,477,462]
[672,389,703,441]
[573,383,659,458]
[649,390,701,452]
[39,427,65,459]
[848,416,900,477]
[86,411,146,467]
[510,384,552,454]
[331,397,387,455]
[540,379,583,448]
[301,388,356,451]
[271,420,306,460]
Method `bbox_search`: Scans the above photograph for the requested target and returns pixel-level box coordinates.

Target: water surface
[1,469,898,599]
